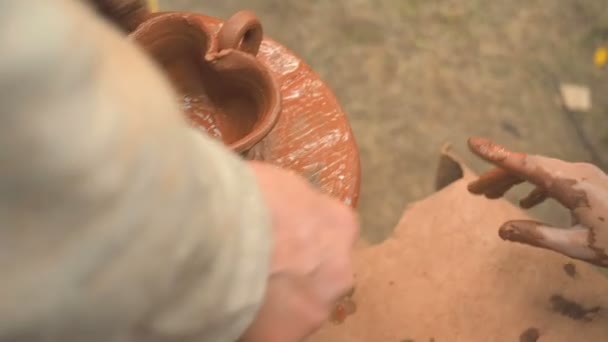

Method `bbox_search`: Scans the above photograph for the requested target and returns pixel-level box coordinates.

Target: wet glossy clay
[199,15,361,207]
[93,0,360,206]
[130,10,280,153]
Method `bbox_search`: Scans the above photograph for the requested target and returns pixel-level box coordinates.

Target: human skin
[242,162,358,342]
[467,137,608,267]
[88,1,360,339]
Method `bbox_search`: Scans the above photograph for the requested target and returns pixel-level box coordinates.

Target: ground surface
[160,0,608,243]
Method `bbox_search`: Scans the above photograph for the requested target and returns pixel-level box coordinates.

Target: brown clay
[310,147,608,341]
[194,15,361,207]
[95,6,360,207]
[128,11,280,154]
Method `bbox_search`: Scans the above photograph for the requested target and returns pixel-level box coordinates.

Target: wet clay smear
[330,297,357,324]
[519,327,540,342]
[563,263,577,278]
[550,294,601,321]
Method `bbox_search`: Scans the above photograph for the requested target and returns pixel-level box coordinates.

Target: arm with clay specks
[467,137,608,267]
[0,1,269,341]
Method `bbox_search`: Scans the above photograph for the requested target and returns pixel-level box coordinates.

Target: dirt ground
[160,0,608,243]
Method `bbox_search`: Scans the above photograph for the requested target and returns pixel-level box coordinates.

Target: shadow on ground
[161,0,608,243]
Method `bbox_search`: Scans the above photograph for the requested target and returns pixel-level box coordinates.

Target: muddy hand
[467,137,608,267]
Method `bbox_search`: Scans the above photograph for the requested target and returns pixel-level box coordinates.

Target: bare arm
[0,1,270,341]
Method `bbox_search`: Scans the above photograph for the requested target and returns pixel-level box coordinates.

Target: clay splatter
[550,294,601,321]
[330,297,357,324]
[519,327,540,342]
[563,263,577,278]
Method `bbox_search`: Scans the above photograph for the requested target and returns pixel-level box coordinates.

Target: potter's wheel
[201,15,361,208]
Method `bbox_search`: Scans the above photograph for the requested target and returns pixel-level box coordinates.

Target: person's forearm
[0,1,269,341]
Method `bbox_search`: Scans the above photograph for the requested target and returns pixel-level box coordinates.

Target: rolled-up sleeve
[0,1,270,341]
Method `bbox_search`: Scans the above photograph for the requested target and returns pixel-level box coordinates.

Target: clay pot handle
[217,10,263,56]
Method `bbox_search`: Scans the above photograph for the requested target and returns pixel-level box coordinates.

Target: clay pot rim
[130,11,281,154]
[208,51,281,153]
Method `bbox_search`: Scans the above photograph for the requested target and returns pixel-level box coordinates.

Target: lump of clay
[310,146,608,342]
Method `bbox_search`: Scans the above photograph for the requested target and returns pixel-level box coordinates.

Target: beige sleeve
[0,1,270,341]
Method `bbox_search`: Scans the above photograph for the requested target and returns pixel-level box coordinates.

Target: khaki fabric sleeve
[0,1,270,341]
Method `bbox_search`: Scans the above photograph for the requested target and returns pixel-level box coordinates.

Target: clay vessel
[129,10,281,154]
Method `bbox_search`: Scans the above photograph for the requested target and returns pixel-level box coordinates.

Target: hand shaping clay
[311,145,608,342]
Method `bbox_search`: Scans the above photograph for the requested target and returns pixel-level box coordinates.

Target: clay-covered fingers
[467,137,549,187]
[468,137,605,211]
[468,167,524,199]
[519,187,548,209]
[469,169,548,207]
[498,220,608,267]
